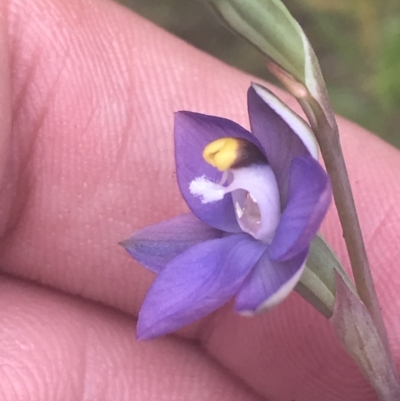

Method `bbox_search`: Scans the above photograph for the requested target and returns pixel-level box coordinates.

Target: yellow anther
[202,138,241,171]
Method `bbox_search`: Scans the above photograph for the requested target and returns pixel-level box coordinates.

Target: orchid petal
[137,234,267,339]
[269,156,331,261]
[175,111,263,233]
[251,83,318,159]
[247,85,310,207]
[235,247,308,314]
[120,214,221,273]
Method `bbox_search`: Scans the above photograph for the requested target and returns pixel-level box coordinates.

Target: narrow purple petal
[137,234,267,340]
[235,247,308,314]
[120,214,221,273]
[175,111,263,233]
[247,85,310,207]
[251,83,319,159]
[269,156,331,261]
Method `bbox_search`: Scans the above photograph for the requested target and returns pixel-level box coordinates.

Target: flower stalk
[270,65,392,356]
[291,84,400,396]
[308,91,394,356]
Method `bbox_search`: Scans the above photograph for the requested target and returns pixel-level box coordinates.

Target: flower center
[190,137,281,243]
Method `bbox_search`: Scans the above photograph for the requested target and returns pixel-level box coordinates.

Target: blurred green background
[119,0,400,147]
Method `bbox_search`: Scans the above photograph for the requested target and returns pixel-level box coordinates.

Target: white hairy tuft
[189,176,225,204]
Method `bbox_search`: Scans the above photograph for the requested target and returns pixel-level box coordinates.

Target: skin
[0,0,399,400]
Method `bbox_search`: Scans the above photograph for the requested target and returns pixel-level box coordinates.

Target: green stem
[301,95,396,366]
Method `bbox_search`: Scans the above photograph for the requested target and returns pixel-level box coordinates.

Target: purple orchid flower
[122,83,332,340]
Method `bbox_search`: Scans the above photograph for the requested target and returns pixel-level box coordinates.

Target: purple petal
[248,85,310,207]
[120,214,221,273]
[175,111,263,233]
[235,247,308,314]
[251,84,318,159]
[269,156,331,261]
[137,234,267,340]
